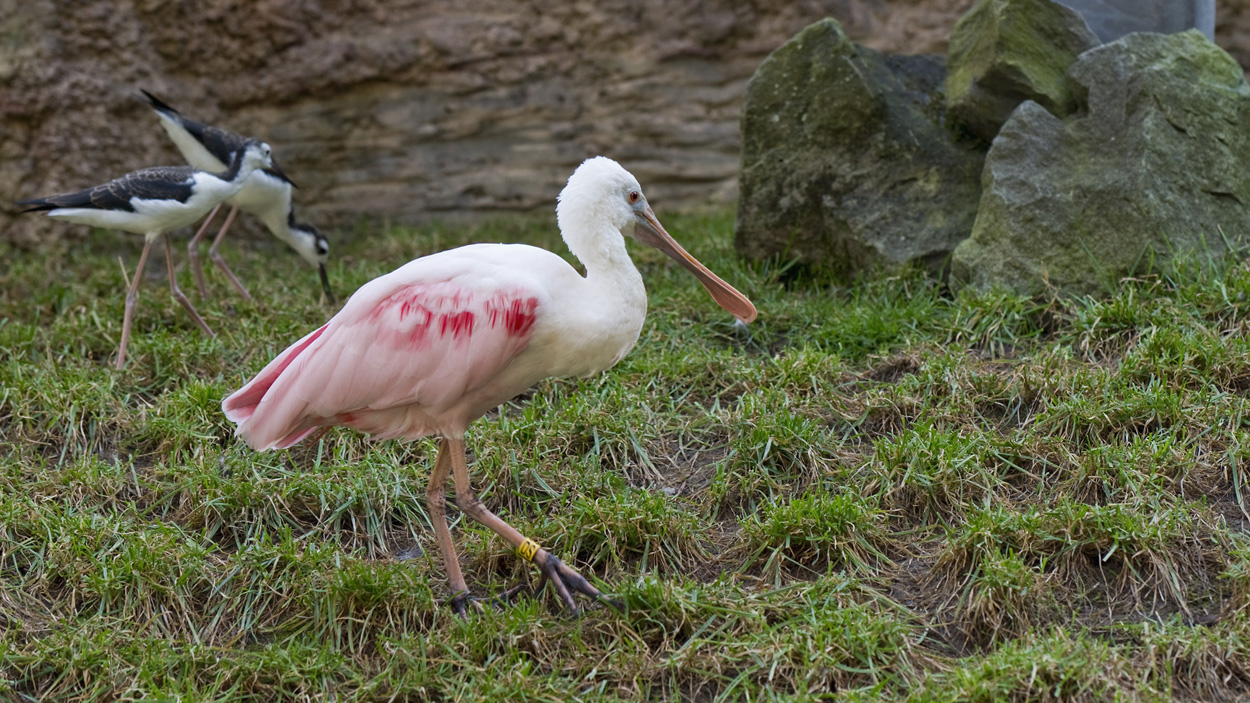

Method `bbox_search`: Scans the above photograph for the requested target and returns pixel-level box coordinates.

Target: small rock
[945,0,1100,143]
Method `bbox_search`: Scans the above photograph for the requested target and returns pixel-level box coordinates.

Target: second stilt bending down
[142,90,334,303]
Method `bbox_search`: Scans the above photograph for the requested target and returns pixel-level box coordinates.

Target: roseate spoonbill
[222,156,757,615]
[142,90,334,303]
[17,140,275,369]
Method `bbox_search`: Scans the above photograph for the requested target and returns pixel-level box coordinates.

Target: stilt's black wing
[17,166,197,213]
[141,89,295,187]
[142,89,246,167]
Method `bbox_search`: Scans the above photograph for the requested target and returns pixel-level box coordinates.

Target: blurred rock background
[3,0,1249,246]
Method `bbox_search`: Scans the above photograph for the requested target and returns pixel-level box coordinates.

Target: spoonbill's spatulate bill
[222,156,756,615]
[142,90,334,303]
[17,139,275,369]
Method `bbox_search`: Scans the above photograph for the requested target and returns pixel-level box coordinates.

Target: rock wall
[1217,0,1250,71]
[0,0,977,246]
[3,0,1247,247]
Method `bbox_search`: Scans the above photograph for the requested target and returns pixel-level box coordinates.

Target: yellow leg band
[517,538,540,562]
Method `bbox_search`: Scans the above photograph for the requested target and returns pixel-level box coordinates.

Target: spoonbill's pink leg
[426,438,472,613]
[445,436,615,615]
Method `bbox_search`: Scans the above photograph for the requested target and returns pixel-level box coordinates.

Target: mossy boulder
[952,30,1250,297]
[734,18,985,278]
[945,0,1100,143]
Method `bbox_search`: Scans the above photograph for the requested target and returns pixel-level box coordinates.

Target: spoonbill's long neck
[567,221,647,310]
[572,221,640,281]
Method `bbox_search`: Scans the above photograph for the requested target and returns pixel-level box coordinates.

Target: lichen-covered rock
[734,18,985,277]
[945,0,1099,142]
[952,30,1250,297]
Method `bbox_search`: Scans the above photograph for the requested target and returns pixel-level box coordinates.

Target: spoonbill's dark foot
[492,581,530,606]
[447,590,480,617]
[446,582,531,617]
[533,552,622,616]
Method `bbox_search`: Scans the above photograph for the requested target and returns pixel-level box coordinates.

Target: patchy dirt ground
[3,210,1250,700]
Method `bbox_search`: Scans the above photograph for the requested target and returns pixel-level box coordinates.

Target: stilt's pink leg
[116,237,154,370]
[207,205,252,301]
[164,233,215,338]
[187,203,223,297]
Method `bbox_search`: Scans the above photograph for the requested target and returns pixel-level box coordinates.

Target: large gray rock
[734,18,985,277]
[952,30,1250,297]
[945,0,1099,142]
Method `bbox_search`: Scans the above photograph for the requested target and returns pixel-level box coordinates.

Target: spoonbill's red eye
[629,190,640,203]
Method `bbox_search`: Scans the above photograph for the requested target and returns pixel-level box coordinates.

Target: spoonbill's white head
[557,156,757,323]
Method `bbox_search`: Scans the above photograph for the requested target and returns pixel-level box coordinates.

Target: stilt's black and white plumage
[142,90,334,303]
[17,139,275,369]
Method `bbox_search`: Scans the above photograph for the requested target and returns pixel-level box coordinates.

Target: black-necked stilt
[141,90,334,303]
[17,139,275,369]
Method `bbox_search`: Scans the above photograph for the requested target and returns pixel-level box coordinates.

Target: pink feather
[224,254,542,450]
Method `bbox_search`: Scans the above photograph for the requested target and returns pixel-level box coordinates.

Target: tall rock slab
[734,19,985,277]
[945,0,1099,142]
[952,31,1250,296]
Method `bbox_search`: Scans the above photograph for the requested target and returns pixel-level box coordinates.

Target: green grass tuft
[3,211,1250,700]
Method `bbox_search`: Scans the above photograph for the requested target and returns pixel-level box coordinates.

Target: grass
[2,208,1250,701]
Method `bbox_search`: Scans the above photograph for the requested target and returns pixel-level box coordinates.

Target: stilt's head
[289,221,335,303]
[556,156,757,323]
[233,140,274,181]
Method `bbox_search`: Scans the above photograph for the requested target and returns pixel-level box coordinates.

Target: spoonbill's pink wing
[223,264,541,450]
